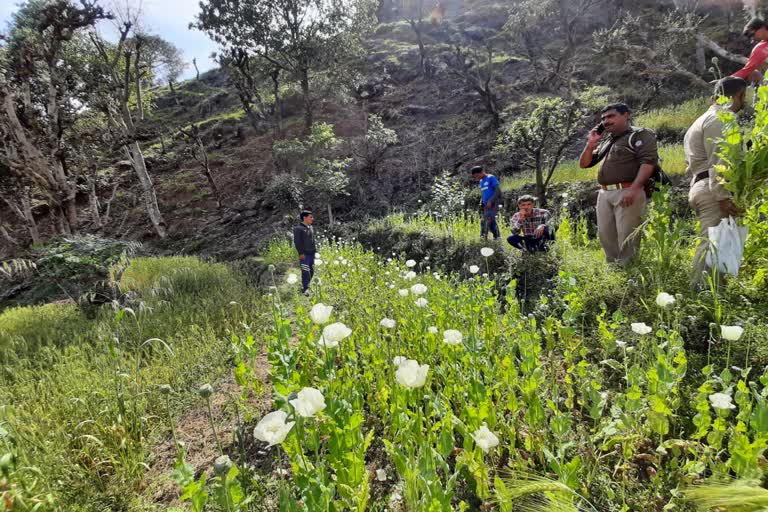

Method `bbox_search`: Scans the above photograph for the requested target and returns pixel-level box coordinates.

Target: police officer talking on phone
[579,104,659,266]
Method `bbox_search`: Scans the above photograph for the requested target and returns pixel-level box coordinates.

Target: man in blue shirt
[471,165,501,240]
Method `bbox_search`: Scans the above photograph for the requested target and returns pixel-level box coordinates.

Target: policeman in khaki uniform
[579,104,659,265]
[685,77,746,285]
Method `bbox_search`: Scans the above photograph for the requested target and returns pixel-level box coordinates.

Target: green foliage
[717,90,768,207]
[495,88,609,203]
[273,123,351,212]
[429,170,465,216]
[352,114,398,171]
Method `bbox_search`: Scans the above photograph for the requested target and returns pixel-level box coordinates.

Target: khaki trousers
[596,189,646,265]
[689,179,726,285]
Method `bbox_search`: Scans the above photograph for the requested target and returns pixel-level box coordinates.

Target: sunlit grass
[634,97,710,136]
[369,211,513,244]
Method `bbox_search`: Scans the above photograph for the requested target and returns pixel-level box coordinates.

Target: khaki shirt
[683,105,731,201]
[591,128,659,185]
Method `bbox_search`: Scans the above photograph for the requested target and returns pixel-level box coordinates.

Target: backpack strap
[626,127,655,155]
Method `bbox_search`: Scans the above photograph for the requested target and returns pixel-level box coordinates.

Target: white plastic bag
[705,217,749,277]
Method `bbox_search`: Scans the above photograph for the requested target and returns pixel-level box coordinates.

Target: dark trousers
[481,206,500,239]
[507,229,555,253]
[300,253,315,291]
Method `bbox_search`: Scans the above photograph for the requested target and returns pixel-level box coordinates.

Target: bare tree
[90,21,168,238]
[406,0,430,76]
[443,40,501,128]
[178,123,223,209]
[193,57,200,80]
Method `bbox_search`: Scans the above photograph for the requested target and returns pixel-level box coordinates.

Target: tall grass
[369,211,512,244]
[0,256,265,509]
[634,97,710,137]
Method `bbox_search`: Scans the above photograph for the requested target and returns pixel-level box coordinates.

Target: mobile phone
[595,123,605,135]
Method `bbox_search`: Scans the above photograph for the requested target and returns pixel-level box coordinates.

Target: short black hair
[470,165,483,174]
[745,18,766,34]
[601,103,631,115]
[300,210,313,220]
[714,76,748,98]
[517,194,536,205]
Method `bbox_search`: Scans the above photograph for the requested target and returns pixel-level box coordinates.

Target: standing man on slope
[685,77,746,286]
[471,165,501,241]
[293,210,316,295]
[733,18,768,83]
[579,104,659,265]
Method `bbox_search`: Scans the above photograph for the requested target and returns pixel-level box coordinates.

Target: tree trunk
[89,173,102,228]
[327,203,334,225]
[125,140,167,238]
[695,42,707,74]
[135,42,144,121]
[271,69,282,137]
[300,70,313,131]
[193,58,200,80]
[102,181,119,226]
[199,144,222,209]
[168,79,180,106]
[52,159,77,233]
[0,224,18,248]
[535,168,547,207]
[20,187,40,244]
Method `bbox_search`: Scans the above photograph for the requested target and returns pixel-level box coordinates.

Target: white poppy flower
[721,325,744,341]
[309,303,333,325]
[404,271,417,280]
[471,424,500,453]
[395,359,429,388]
[480,247,494,257]
[410,283,428,295]
[615,340,627,348]
[655,292,676,308]
[398,289,409,297]
[469,265,480,274]
[414,298,428,308]
[315,253,321,258]
[380,318,396,329]
[631,322,652,335]
[709,392,736,411]
[443,329,463,346]
[286,273,298,284]
[321,322,352,345]
[315,259,323,265]
[406,260,417,268]
[428,326,439,334]
[392,356,407,366]
[289,387,326,418]
[254,410,295,447]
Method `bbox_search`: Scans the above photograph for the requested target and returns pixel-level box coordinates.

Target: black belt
[693,171,709,184]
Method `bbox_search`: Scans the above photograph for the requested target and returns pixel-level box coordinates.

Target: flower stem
[205,397,224,456]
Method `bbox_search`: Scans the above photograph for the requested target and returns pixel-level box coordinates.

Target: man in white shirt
[684,77,746,285]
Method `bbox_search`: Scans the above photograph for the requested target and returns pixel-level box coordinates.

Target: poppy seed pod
[159,384,173,395]
[213,455,233,476]
[198,383,214,398]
